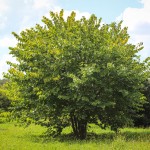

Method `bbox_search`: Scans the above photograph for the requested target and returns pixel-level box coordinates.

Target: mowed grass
[0,120,150,150]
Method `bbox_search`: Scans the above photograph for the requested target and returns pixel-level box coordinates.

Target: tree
[0,79,8,86]
[5,10,149,139]
[0,91,10,112]
[0,79,10,112]
[133,79,150,127]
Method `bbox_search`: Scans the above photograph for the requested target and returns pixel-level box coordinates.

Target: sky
[0,0,150,79]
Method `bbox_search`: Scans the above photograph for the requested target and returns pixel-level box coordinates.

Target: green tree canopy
[5,10,150,139]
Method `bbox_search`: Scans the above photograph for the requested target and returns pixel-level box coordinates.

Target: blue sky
[0,0,150,79]
[59,0,142,22]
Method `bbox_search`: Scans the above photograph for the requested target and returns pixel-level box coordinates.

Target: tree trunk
[70,114,87,140]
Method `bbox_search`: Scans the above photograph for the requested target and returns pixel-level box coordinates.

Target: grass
[0,120,150,150]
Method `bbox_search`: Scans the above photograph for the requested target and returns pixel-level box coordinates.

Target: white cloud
[0,16,7,30]
[141,0,150,10]
[45,7,91,20]
[0,36,17,48]
[19,15,33,32]
[17,0,58,32]
[64,9,91,20]
[0,0,9,30]
[33,0,56,9]
[117,0,150,59]
[0,54,16,79]
[0,0,9,13]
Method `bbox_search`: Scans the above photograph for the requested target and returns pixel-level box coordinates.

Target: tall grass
[0,120,150,150]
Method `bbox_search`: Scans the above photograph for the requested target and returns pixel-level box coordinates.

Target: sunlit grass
[0,120,150,150]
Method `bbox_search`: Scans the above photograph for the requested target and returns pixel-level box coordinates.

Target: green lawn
[0,120,150,150]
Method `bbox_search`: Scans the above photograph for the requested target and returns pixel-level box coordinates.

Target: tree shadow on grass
[58,132,115,143]
[121,131,150,141]
[27,130,150,144]
[25,132,114,143]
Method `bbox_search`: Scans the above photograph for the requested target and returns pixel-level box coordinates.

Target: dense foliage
[0,79,10,112]
[0,79,7,86]
[5,10,149,139]
[133,79,150,127]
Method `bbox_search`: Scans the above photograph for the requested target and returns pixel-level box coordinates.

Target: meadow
[0,117,150,150]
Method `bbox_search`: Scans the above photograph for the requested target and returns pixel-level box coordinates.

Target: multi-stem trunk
[70,114,87,140]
